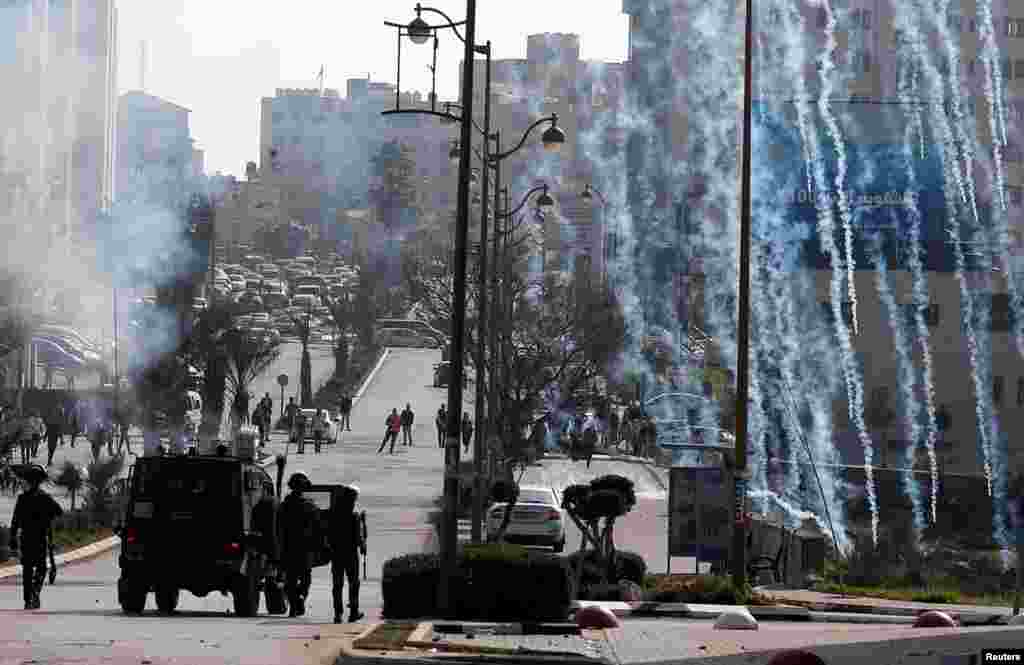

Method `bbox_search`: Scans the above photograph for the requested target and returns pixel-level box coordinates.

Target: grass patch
[51,526,113,554]
[352,622,418,651]
[642,574,775,606]
[812,581,1014,607]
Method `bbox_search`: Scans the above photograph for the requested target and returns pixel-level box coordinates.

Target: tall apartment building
[117,91,197,209]
[462,34,628,284]
[0,0,118,249]
[621,0,1024,475]
[257,82,454,257]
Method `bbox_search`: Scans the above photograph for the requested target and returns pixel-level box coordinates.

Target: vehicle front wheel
[264,579,288,615]
[232,570,260,617]
[118,577,147,615]
[155,586,179,614]
[552,537,566,554]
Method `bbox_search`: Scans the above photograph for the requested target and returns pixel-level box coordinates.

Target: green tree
[84,455,126,527]
[561,475,637,592]
[326,295,352,381]
[54,460,84,512]
[220,329,283,425]
[289,309,314,407]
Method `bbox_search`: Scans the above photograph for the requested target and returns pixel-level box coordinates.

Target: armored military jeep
[115,454,287,617]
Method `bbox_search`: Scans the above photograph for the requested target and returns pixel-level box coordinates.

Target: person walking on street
[313,409,328,454]
[329,484,366,623]
[17,414,33,465]
[44,405,63,464]
[377,409,400,454]
[115,408,131,456]
[10,464,63,609]
[262,393,273,421]
[400,404,414,446]
[28,411,44,460]
[338,394,352,431]
[285,397,299,432]
[278,470,319,617]
[461,412,473,454]
[295,409,308,455]
[68,402,81,448]
[435,404,446,449]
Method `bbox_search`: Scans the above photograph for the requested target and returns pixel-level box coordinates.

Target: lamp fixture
[540,118,566,153]
[407,10,431,45]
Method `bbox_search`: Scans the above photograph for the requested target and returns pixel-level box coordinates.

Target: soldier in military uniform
[10,464,63,609]
[278,470,319,617]
[329,484,366,623]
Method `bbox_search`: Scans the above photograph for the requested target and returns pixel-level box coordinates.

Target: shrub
[643,574,753,605]
[382,549,572,621]
[615,550,647,585]
[0,523,9,563]
[382,553,442,619]
[567,549,647,596]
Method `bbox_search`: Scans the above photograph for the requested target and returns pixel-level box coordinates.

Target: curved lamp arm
[497,184,549,220]
[414,3,467,44]
[491,114,559,162]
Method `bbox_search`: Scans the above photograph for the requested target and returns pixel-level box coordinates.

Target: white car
[486,486,566,552]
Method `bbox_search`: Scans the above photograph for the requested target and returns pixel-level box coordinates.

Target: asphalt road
[0,345,461,663]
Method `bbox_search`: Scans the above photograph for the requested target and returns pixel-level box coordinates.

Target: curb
[0,534,121,580]
[336,622,611,665]
[432,622,582,636]
[776,599,1015,623]
[570,600,977,625]
[354,348,390,406]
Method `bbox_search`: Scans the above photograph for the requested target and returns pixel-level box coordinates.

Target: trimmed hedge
[382,549,571,621]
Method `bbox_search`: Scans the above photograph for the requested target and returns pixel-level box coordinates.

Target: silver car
[486,486,566,552]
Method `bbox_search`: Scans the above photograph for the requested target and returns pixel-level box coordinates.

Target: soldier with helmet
[277,469,319,617]
[10,464,63,609]
[329,484,366,623]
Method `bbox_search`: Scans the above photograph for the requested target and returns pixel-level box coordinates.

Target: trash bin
[236,426,258,460]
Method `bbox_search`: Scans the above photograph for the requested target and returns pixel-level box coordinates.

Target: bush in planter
[0,523,9,563]
[382,553,442,619]
[382,549,571,621]
[567,549,647,589]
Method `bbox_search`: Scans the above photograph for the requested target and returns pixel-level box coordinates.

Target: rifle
[47,526,56,585]
[360,510,367,580]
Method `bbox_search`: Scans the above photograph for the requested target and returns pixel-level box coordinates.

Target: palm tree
[326,295,351,381]
[290,307,313,407]
[222,329,282,430]
[54,460,84,512]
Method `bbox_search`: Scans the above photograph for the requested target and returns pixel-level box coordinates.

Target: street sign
[668,467,732,563]
[277,374,289,387]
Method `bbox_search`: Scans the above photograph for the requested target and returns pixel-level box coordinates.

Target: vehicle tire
[118,577,147,615]
[553,537,566,554]
[155,586,180,614]
[264,580,288,615]
[232,569,260,617]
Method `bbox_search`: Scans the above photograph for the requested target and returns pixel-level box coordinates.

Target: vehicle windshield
[517,489,554,505]
[132,460,241,502]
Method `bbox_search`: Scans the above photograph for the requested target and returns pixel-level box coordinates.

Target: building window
[991,293,1013,331]
[1009,186,1024,206]
[1008,18,1024,37]
[904,303,940,327]
[850,8,872,30]
[1004,58,1013,80]
[272,111,283,123]
[1017,377,1024,405]
[994,376,1005,405]
[853,51,873,74]
[947,13,961,32]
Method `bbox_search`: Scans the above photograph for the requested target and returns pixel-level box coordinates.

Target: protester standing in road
[28,411,44,460]
[44,408,61,467]
[400,404,414,446]
[338,393,352,431]
[435,404,446,449]
[262,393,273,420]
[329,485,366,624]
[461,412,473,454]
[10,464,62,609]
[377,408,401,454]
[278,470,319,617]
[313,409,328,454]
[17,413,33,465]
[285,397,299,431]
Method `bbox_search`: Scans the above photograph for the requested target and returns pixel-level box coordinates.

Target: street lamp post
[731,0,754,589]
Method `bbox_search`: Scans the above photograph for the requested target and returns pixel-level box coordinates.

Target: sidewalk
[761,587,1014,620]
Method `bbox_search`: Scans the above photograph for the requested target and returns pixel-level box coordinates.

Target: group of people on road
[433,404,474,453]
[277,470,365,623]
[1,398,134,468]
[377,404,414,454]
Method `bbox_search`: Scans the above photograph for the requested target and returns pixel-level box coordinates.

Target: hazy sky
[116,0,629,178]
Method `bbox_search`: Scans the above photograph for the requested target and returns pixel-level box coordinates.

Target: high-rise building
[621,0,1024,475]
[117,91,196,208]
[0,0,118,247]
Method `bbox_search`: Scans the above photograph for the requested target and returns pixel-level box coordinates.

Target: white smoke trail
[815,1,860,336]
[797,6,878,543]
[870,238,926,534]
[891,16,940,525]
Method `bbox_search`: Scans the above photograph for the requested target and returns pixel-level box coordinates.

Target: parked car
[432,361,468,387]
[485,486,566,552]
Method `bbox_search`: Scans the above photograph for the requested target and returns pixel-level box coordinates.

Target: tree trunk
[300,345,313,407]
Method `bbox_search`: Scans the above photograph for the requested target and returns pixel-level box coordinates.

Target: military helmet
[341,484,359,500]
[22,464,47,483]
[287,470,310,491]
